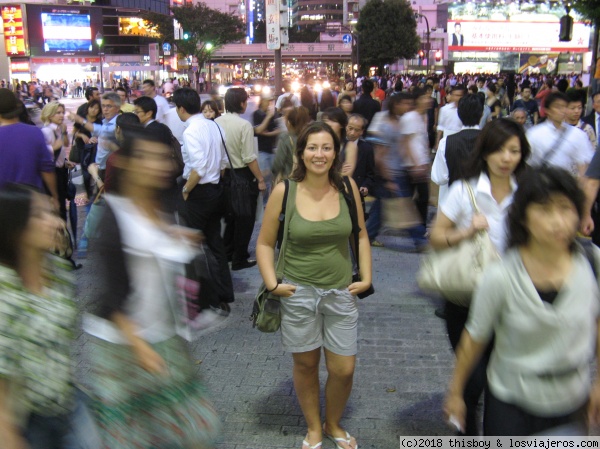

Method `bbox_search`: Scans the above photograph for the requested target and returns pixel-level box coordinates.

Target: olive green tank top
[283,180,353,289]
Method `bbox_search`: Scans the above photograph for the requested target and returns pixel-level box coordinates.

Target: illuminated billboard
[2,5,27,56]
[118,17,160,38]
[448,3,590,53]
[41,12,92,52]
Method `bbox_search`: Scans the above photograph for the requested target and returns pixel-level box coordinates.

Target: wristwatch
[182,186,188,194]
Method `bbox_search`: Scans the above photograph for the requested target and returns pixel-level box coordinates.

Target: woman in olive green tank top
[257,122,372,449]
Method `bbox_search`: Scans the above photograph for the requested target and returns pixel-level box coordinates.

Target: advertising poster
[518,53,559,74]
[448,2,590,53]
[118,17,160,38]
[41,12,92,52]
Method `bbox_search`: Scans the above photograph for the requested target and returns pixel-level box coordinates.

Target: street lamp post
[414,12,430,74]
[206,42,213,93]
[95,32,104,92]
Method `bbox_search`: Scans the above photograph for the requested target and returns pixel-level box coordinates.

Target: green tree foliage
[356,0,420,74]
[144,3,246,68]
[572,0,600,22]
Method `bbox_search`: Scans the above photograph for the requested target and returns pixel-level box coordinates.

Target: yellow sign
[118,17,160,38]
[2,5,27,56]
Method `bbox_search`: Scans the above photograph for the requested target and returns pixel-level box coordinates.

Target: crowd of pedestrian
[1,66,600,448]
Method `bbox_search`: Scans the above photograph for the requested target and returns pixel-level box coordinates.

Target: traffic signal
[183,31,190,40]
[159,57,164,65]
[418,50,424,58]
[435,50,441,62]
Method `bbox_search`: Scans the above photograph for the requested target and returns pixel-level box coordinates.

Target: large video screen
[41,12,91,53]
[448,3,590,53]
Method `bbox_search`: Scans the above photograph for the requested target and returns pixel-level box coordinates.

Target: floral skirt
[87,335,221,449]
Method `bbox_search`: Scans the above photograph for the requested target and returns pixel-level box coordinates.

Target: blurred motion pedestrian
[445,167,600,436]
[430,118,531,435]
[83,128,221,448]
[0,184,100,449]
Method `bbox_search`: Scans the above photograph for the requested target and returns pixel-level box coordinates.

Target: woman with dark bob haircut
[429,118,530,435]
[445,166,600,435]
[257,121,372,449]
[0,184,100,448]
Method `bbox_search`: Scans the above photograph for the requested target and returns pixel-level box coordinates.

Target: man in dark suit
[451,22,464,46]
[133,96,173,145]
[582,91,600,144]
[352,79,381,128]
[345,113,376,199]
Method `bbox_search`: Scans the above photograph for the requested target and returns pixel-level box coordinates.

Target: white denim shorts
[280,279,359,356]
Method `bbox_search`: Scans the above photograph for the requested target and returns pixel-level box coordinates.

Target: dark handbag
[69,140,82,164]
[66,169,76,201]
[251,180,291,332]
[342,177,375,299]
[213,122,255,218]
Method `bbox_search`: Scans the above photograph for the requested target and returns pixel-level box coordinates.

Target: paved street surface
[60,94,597,449]
[74,218,454,449]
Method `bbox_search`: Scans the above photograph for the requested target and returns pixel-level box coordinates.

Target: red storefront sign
[31,57,101,64]
[10,59,30,73]
[2,5,27,56]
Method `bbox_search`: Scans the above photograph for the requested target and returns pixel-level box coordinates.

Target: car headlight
[262,86,271,95]
[218,85,227,96]
[255,85,263,93]
[314,83,322,92]
[291,81,300,92]
[323,80,331,89]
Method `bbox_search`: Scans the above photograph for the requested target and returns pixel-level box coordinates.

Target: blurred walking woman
[0,185,96,449]
[257,122,371,449]
[83,128,220,448]
[429,118,530,435]
[445,167,600,435]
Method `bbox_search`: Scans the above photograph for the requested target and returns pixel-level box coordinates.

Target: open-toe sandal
[323,430,357,449]
[301,437,322,449]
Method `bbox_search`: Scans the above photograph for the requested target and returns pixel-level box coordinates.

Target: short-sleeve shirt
[400,111,430,166]
[437,102,462,137]
[93,115,119,170]
[526,121,594,174]
[0,122,54,190]
[440,172,516,253]
[253,109,277,154]
[512,98,538,127]
[466,247,600,416]
[0,257,76,416]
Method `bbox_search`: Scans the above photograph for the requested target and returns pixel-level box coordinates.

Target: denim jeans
[24,391,101,449]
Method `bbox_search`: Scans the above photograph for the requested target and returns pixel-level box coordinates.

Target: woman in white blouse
[41,101,74,220]
[429,118,531,435]
[445,167,600,435]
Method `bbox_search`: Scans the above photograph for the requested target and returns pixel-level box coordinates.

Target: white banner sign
[265,0,280,50]
[448,20,590,52]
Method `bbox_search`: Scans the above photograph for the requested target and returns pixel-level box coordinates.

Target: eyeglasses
[101,104,117,109]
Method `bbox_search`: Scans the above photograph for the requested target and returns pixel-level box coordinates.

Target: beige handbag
[417,181,500,307]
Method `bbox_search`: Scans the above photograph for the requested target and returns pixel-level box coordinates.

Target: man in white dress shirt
[435,85,466,150]
[142,79,170,123]
[526,91,594,177]
[174,87,235,309]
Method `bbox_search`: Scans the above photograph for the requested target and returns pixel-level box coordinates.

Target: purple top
[0,122,54,190]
